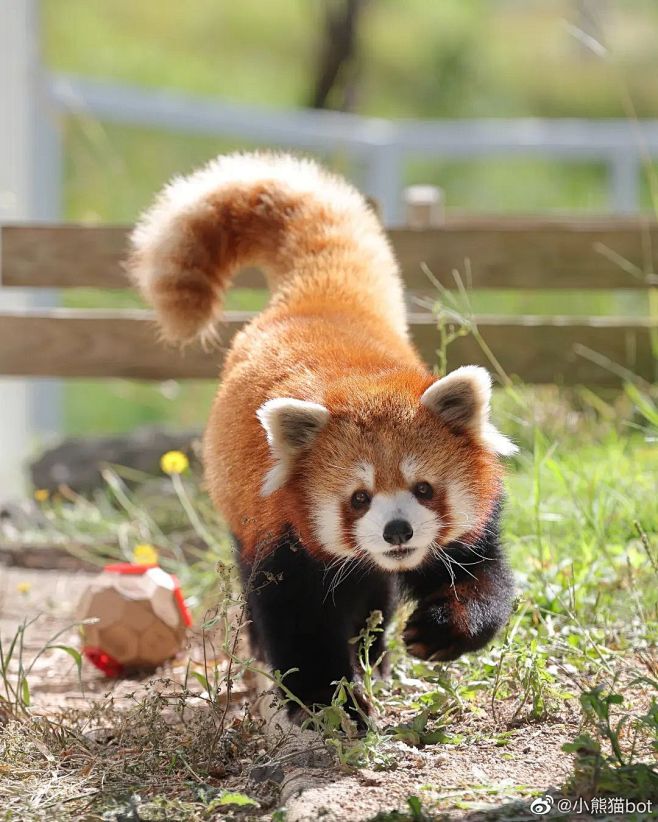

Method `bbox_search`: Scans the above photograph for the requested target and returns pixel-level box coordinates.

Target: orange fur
[129,152,514,568]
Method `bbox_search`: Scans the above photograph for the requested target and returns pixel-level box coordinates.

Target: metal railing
[48,73,658,223]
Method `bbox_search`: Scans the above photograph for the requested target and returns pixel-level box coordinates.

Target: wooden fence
[1,217,657,386]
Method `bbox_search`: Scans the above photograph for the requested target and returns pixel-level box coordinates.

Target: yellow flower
[34,489,49,503]
[160,450,189,475]
[132,543,159,565]
[17,581,32,594]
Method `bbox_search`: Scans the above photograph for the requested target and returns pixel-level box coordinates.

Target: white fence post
[404,185,445,229]
[609,151,640,214]
[0,0,61,496]
[362,137,403,226]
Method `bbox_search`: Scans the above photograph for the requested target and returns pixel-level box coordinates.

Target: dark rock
[29,427,202,493]
[0,498,49,531]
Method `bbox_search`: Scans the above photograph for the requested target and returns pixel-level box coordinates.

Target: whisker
[324,552,368,604]
[430,541,479,583]
[330,558,363,600]
[442,553,479,581]
[431,545,455,590]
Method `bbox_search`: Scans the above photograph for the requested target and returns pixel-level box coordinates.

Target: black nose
[383,519,413,545]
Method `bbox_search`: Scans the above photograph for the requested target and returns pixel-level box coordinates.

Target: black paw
[403,600,498,662]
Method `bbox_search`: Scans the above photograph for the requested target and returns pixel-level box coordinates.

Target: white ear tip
[256,397,328,425]
[483,424,519,456]
[498,438,519,456]
[421,365,492,401]
[455,365,492,394]
[456,364,491,379]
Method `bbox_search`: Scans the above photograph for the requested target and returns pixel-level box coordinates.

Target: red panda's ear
[421,366,518,456]
[256,398,329,495]
[421,366,491,430]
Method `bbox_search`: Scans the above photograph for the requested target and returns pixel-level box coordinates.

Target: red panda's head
[257,366,517,572]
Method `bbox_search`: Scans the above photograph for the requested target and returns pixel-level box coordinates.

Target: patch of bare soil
[283,718,576,821]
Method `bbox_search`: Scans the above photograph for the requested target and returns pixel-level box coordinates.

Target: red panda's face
[257,366,517,572]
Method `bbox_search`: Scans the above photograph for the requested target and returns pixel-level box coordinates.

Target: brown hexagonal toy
[77,563,192,676]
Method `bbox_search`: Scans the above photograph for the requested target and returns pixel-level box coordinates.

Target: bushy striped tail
[128,151,394,343]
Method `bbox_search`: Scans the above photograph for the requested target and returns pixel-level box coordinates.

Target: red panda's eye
[350,490,371,510]
[413,482,434,500]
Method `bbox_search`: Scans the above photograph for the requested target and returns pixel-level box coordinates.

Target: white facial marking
[400,455,420,485]
[354,490,441,571]
[353,461,375,491]
[444,478,477,542]
[312,495,352,558]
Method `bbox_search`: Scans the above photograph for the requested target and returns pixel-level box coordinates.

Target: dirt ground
[0,566,100,708]
[281,721,577,821]
[0,564,595,821]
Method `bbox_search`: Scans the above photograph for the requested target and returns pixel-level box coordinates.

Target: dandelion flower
[34,489,49,503]
[132,543,159,565]
[17,581,32,594]
[160,450,189,475]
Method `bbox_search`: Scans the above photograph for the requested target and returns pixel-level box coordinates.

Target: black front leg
[401,500,514,661]
[238,528,393,718]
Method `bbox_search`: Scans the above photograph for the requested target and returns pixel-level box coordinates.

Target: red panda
[129,152,516,719]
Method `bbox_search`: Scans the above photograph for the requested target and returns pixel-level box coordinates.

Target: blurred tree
[309,0,368,110]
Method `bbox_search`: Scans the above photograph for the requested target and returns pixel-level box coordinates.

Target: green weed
[0,617,83,720]
[563,682,658,801]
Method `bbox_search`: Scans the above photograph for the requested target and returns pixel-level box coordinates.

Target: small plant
[510,638,563,721]
[387,686,462,748]
[350,608,386,706]
[0,616,83,719]
[421,261,518,395]
[625,383,658,439]
[563,685,658,800]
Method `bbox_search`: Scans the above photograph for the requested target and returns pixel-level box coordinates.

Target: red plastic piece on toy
[103,562,157,575]
[172,581,193,627]
[83,646,124,677]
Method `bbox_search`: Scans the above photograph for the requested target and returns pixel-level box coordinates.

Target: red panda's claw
[403,602,468,661]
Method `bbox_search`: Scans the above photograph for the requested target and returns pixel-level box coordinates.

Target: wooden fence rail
[3,220,658,290]
[1,218,657,386]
